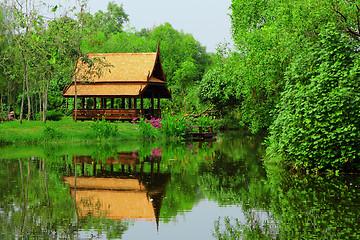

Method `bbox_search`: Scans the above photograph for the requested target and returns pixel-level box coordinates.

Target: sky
[46,0,233,53]
[89,0,233,52]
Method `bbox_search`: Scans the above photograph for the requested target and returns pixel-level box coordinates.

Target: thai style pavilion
[63,46,171,121]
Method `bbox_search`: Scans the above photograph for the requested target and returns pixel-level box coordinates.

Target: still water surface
[1,132,360,239]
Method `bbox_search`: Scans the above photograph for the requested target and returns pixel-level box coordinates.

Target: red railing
[72,109,161,121]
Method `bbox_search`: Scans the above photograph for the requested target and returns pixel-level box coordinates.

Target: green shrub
[0,111,14,122]
[161,113,190,138]
[137,117,160,139]
[267,23,360,171]
[46,110,63,121]
[43,125,62,141]
[91,119,118,140]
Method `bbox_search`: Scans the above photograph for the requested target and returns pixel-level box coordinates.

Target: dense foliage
[2,0,360,171]
[267,24,360,171]
[0,0,211,124]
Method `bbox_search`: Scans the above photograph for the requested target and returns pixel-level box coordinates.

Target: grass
[0,116,141,146]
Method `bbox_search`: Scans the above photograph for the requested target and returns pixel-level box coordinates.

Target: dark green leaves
[267,23,360,171]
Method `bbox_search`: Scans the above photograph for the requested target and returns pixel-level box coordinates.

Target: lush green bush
[46,110,63,121]
[267,23,360,171]
[137,117,160,139]
[161,113,190,138]
[43,125,62,141]
[91,119,119,140]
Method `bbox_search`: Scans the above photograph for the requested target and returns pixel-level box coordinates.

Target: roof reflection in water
[63,149,170,230]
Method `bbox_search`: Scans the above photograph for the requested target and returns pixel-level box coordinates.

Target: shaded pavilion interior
[63,150,170,231]
[63,46,171,121]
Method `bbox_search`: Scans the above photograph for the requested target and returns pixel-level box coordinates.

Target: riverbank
[0,117,141,146]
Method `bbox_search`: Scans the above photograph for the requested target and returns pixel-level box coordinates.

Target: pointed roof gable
[86,52,165,83]
[63,48,171,99]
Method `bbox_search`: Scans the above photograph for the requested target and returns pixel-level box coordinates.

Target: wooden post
[140,95,144,112]
[128,98,132,109]
[93,162,96,176]
[151,91,154,109]
[157,96,160,110]
[111,98,114,109]
[81,162,85,176]
[93,98,96,109]
[134,98,137,109]
[104,98,107,109]
[100,98,103,108]
[121,98,125,109]
[81,98,84,109]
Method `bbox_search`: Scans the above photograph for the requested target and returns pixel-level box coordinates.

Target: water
[1,132,360,239]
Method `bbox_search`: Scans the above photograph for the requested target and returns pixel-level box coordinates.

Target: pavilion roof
[63,47,171,98]
[83,52,164,83]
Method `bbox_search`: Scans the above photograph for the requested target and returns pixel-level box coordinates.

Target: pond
[1,132,360,239]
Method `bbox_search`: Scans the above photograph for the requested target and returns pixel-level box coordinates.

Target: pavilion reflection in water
[63,149,170,229]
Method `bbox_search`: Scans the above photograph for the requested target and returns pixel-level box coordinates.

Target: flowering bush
[137,117,160,139]
[161,113,190,138]
[135,113,217,139]
[146,117,162,129]
[0,111,14,122]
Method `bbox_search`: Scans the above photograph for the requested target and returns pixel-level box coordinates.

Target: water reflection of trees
[0,158,82,239]
[206,133,360,239]
[212,164,360,239]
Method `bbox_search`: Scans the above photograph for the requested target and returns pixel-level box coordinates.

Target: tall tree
[83,1,128,38]
[267,23,360,171]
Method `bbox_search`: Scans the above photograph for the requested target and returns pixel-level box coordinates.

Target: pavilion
[62,46,171,121]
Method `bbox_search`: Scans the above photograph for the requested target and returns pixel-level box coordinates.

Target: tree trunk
[74,78,78,122]
[7,79,11,113]
[43,76,50,123]
[38,87,42,122]
[19,52,28,124]
[26,75,31,121]
[19,76,26,124]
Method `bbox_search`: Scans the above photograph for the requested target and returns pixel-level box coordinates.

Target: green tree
[83,1,128,38]
[267,23,360,171]
[83,22,210,114]
[173,59,200,113]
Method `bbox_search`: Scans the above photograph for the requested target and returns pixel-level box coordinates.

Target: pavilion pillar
[121,98,125,109]
[93,98,96,109]
[140,95,144,113]
[128,98,132,109]
[104,98,107,109]
[157,96,160,110]
[134,98,137,109]
[151,92,154,109]
[111,98,114,109]
[100,98,103,108]
[81,98,85,109]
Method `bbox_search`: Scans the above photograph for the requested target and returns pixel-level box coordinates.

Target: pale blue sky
[88,0,233,52]
[45,0,233,52]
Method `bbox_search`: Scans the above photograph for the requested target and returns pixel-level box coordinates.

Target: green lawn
[0,116,141,146]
